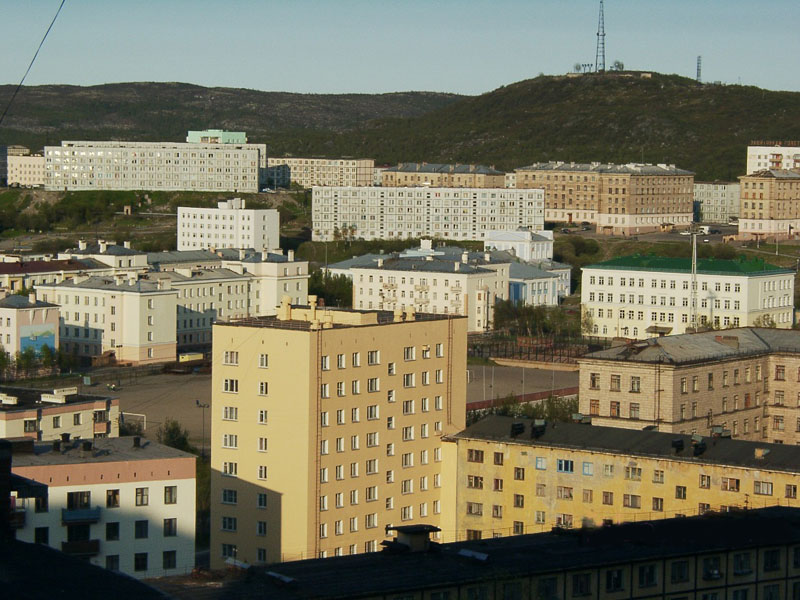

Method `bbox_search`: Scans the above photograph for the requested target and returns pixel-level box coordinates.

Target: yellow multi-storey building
[381,163,506,188]
[446,415,800,541]
[209,298,467,566]
[738,169,800,240]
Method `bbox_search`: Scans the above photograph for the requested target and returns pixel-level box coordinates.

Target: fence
[468,335,610,364]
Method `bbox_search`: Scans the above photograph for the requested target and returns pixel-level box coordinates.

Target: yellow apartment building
[446,415,800,542]
[738,169,800,240]
[381,163,506,188]
[578,328,800,444]
[209,298,467,566]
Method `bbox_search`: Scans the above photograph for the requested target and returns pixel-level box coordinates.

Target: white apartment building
[36,275,178,365]
[12,436,195,579]
[747,143,800,174]
[581,255,795,340]
[177,198,280,251]
[44,140,267,192]
[483,228,554,261]
[7,154,45,187]
[312,187,545,242]
[59,239,149,272]
[695,181,740,223]
[350,255,508,333]
[268,157,374,188]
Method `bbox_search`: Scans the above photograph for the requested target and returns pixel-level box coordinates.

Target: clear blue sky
[1,0,798,95]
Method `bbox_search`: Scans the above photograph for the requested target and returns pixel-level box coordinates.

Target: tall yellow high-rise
[209,297,466,566]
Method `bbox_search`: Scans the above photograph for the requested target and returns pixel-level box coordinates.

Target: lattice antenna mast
[595,0,606,72]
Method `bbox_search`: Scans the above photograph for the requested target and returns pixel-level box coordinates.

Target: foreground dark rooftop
[0,385,111,413]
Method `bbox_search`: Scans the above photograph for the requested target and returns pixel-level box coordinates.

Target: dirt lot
[467,365,578,404]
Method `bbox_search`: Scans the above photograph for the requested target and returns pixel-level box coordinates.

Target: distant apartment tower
[738,169,800,240]
[44,136,267,192]
[312,187,545,242]
[209,299,467,565]
[186,129,248,144]
[12,436,195,578]
[514,162,694,235]
[267,157,374,188]
[747,142,800,174]
[177,198,280,251]
[695,181,740,223]
[7,154,45,188]
[581,255,794,339]
[380,163,505,188]
[0,145,29,186]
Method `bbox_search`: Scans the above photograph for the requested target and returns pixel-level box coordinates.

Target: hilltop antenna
[696,56,702,83]
[595,0,606,73]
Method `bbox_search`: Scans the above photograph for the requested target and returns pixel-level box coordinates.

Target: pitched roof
[0,294,58,309]
[516,161,694,176]
[0,259,89,276]
[384,162,504,175]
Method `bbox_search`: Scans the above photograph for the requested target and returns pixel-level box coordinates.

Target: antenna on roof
[595,1,606,73]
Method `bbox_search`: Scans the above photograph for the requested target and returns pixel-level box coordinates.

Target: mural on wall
[20,323,57,355]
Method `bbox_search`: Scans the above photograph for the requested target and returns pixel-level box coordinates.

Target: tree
[309,270,353,308]
[753,314,777,328]
[581,308,595,336]
[573,63,582,73]
[15,347,36,375]
[156,418,196,453]
[40,344,55,368]
[612,60,625,71]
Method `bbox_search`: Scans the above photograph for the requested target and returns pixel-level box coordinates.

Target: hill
[0,82,463,152]
[320,73,800,180]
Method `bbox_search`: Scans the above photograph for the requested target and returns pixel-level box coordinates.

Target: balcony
[383,283,397,290]
[414,284,429,292]
[93,420,110,435]
[9,507,25,529]
[61,506,101,524]
[61,539,100,557]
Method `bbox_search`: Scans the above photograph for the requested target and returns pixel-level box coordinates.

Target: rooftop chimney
[28,291,36,305]
[123,241,131,249]
[277,295,292,321]
[99,240,108,253]
[308,295,318,322]
[454,262,460,272]
[461,252,469,264]
[78,240,87,251]
[239,249,246,261]
[288,250,295,261]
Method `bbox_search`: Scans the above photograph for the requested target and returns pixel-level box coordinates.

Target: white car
[679,231,691,236]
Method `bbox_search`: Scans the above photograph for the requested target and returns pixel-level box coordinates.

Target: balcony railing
[61,539,100,557]
[93,421,110,435]
[9,508,25,529]
[61,506,101,524]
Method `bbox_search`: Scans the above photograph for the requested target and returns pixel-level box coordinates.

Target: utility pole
[595,0,606,73]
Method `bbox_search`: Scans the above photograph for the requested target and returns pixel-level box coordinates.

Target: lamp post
[196,400,209,460]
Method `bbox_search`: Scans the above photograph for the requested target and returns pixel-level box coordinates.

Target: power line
[0,0,67,129]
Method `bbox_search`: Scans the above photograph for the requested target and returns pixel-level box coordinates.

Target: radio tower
[696,55,702,83]
[595,0,606,72]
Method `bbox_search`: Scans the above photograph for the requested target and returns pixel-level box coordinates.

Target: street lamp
[196,400,209,460]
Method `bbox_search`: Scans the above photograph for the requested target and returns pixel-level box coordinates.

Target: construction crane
[595,0,606,73]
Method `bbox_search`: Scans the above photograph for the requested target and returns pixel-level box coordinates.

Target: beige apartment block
[0,386,119,440]
[267,157,374,188]
[578,328,800,444]
[447,415,800,541]
[36,275,178,365]
[514,162,694,234]
[209,299,467,566]
[581,255,794,339]
[312,187,545,242]
[381,163,505,188]
[7,154,45,187]
[738,169,800,240]
[44,140,267,193]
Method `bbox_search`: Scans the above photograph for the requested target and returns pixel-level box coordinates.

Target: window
[468,449,484,463]
[652,497,664,511]
[572,573,591,596]
[222,489,237,504]
[257,493,267,508]
[536,457,547,470]
[368,378,380,392]
[403,373,415,388]
[223,462,238,476]
[722,477,740,492]
[702,556,722,580]
[582,462,593,476]
[670,560,689,583]
[776,365,786,381]
[734,552,752,575]
[653,470,664,484]
[763,549,781,571]
[164,486,177,504]
[675,485,687,499]
[754,481,773,496]
[52,415,61,429]
[135,487,149,506]
[557,459,574,473]
[352,352,360,367]
[367,350,380,365]
[259,353,268,368]
[223,378,239,393]
[321,355,330,370]
[589,373,600,389]
[134,553,148,572]
[623,494,641,508]
[466,502,483,515]
[223,406,238,421]
[106,521,119,541]
[221,516,237,532]
[223,351,239,365]
[494,452,504,466]
[106,489,120,508]
[514,467,525,480]
[787,484,798,499]
[638,564,657,588]
[163,518,177,537]
[605,569,624,593]
[163,550,177,570]
[135,519,149,539]
[105,555,119,571]
[624,466,642,481]
[610,374,621,391]
[222,434,238,448]
[630,376,641,393]
[23,419,37,433]
[403,346,415,361]
[557,486,574,500]
[536,484,546,497]
[602,491,614,505]
[258,381,268,396]
[699,474,711,489]
[513,493,524,508]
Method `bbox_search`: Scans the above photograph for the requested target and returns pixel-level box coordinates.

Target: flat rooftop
[220,507,800,599]
[219,306,464,332]
[12,436,195,467]
[0,385,111,413]
[452,415,800,474]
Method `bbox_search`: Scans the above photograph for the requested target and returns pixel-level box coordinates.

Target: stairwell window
[223,379,239,393]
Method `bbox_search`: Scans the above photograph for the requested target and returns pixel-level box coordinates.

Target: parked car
[679,231,691,236]
[709,229,721,234]
[703,238,710,243]
[581,226,591,231]
[560,228,571,234]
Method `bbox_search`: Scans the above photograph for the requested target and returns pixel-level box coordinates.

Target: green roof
[584,254,792,276]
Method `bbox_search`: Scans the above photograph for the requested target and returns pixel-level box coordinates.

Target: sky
[1,0,799,96]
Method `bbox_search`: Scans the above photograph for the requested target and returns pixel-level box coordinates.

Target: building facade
[12,436,195,579]
[177,198,280,251]
[7,154,45,187]
[186,129,248,144]
[514,162,694,235]
[209,300,467,566]
[581,255,794,339]
[578,328,800,444]
[267,157,374,188]
[44,139,267,192]
[738,169,800,240]
[695,181,740,223]
[747,142,800,174]
[0,386,119,440]
[484,228,554,261]
[0,292,59,357]
[380,163,505,188]
[448,415,800,540]
[312,187,545,242]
